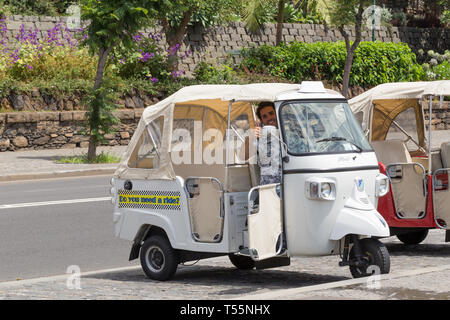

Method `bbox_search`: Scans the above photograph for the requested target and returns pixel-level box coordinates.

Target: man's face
[259,106,278,127]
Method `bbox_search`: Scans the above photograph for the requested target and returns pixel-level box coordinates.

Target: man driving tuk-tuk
[110,81,391,281]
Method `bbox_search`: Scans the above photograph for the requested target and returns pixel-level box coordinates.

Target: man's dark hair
[256,101,275,120]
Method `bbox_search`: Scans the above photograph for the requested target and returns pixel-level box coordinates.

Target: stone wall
[1,87,160,112]
[0,110,141,152]
[424,102,450,131]
[3,15,450,76]
[0,103,448,152]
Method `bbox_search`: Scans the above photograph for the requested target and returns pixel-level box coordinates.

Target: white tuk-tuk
[110,81,391,281]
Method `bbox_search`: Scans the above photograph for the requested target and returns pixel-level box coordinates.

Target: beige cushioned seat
[441,142,450,168]
[434,142,450,229]
[371,139,412,165]
[371,140,426,219]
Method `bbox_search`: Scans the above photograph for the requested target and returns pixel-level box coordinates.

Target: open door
[434,143,450,229]
[186,177,224,242]
[386,163,428,219]
[247,183,284,261]
[433,168,450,229]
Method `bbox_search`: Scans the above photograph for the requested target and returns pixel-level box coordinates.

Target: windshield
[279,100,372,155]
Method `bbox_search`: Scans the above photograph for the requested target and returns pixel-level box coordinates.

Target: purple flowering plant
[0,15,97,82]
[0,13,190,85]
[113,31,190,83]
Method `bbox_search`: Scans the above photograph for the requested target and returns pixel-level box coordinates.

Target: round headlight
[321,183,332,198]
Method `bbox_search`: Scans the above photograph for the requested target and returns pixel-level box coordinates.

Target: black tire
[396,229,429,245]
[140,235,179,281]
[349,238,390,278]
[228,253,255,270]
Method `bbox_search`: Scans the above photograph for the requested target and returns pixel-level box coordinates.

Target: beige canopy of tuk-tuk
[114,83,301,180]
[349,80,450,148]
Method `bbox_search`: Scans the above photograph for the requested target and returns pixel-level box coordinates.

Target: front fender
[329,207,390,240]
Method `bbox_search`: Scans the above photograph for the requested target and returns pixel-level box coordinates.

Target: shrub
[0,20,97,82]
[241,41,424,87]
[113,33,191,83]
[113,33,168,82]
[0,0,75,16]
[351,42,424,86]
[421,50,450,81]
[194,61,237,83]
[6,43,97,82]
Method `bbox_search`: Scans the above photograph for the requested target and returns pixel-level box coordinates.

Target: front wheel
[396,229,429,245]
[349,238,390,278]
[140,235,179,281]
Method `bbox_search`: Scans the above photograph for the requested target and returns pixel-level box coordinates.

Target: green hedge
[241,41,426,87]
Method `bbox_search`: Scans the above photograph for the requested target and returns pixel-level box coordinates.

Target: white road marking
[0,197,112,210]
[0,266,140,288]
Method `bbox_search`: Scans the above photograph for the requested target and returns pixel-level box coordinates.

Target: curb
[0,168,116,182]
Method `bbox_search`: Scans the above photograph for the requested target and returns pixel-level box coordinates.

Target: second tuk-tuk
[110,81,391,281]
[349,80,450,245]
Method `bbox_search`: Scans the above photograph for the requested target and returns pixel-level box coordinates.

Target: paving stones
[0,230,448,300]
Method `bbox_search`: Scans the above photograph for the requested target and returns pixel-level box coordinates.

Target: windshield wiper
[316,136,363,153]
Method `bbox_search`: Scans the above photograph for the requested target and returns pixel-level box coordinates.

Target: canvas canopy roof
[349,81,450,149]
[349,80,450,126]
[114,83,302,180]
[141,83,302,123]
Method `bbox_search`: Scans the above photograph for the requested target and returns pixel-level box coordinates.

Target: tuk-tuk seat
[370,139,412,165]
[172,162,226,188]
[185,177,224,243]
[441,142,450,168]
[434,142,450,229]
[372,140,427,219]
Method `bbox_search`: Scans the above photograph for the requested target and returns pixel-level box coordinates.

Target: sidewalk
[0,146,127,182]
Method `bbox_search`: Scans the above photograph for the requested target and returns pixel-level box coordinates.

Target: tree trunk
[87,46,113,161]
[342,48,355,98]
[162,11,192,71]
[339,1,364,98]
[276,0,285,45]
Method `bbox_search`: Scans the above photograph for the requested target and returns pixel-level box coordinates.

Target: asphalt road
[0,176,138,282]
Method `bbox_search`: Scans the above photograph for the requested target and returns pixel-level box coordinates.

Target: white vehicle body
[110,81,391,280]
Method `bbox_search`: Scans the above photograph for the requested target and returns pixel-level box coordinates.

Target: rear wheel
[396,229,429,245]
[349,238,390,278]
[140,235,179,281]
[228,253,255,270]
